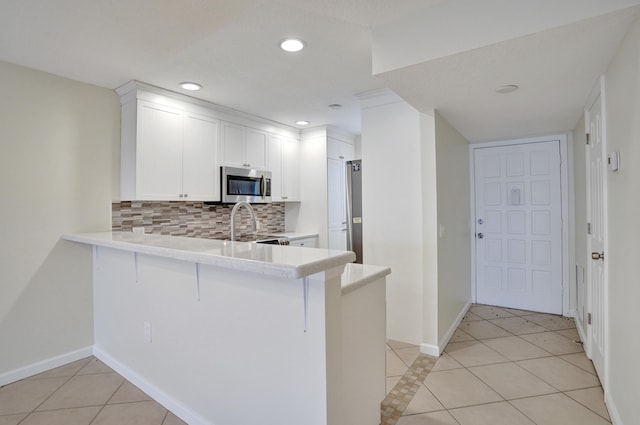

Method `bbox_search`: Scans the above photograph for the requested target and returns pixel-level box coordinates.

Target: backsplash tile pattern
[112,202,285,241]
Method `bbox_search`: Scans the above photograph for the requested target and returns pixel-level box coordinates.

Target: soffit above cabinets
[1,0,639,141]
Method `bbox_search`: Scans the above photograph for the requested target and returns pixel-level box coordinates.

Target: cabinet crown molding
[115,80,301,139]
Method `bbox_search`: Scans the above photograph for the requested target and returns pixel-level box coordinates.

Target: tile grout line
[15,357,94,424]
[86,376,129,425]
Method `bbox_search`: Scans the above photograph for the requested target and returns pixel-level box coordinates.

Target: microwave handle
[260,175,266,200]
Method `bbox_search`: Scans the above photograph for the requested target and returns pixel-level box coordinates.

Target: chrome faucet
[230,201,257,241]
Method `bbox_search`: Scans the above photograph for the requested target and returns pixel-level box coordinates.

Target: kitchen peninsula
[63,232,390,425]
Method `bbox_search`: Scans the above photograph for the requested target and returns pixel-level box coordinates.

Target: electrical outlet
[133,227,145,234]
[144,321,152,343]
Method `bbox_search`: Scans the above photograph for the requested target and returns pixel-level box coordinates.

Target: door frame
[469,134,571,316]
[584,75,609,392]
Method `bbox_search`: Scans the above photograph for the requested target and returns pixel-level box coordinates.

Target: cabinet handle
[179,194,184,198]
[339,156,344,159]
[184,194,188,198]
[282,196,288,200]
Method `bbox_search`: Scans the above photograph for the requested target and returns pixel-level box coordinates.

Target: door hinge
[587,222,591,235]
[588,313,592,325]
[586,133,591,145]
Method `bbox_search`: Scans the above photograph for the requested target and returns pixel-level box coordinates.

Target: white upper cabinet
[282,138,300,201]
[245,128,268,169]
[220,122,245,168]
[122,99,220,201]
[136,101,183,200]
[182,112,220,200]
[268,135,301,202]
[327,138,354,161]
[117,81,300,202]
[220,121,268,169]
[268,135,283,200]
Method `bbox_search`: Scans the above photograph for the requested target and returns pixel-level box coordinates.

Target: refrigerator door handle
[345,161,354,251]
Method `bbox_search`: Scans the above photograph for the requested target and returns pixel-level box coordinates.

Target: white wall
[434,112,471,343]
[0,61,119,376]
[571,115,588,336]
[361,96,426,345]
[602,17,640,425]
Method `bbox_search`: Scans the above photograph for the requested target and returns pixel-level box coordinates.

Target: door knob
[591,252,605,260]
[477,219,484,225]
[477,233,484,239]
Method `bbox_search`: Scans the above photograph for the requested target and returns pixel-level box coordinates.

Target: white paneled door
[587,93,606,380]
[474,141,563,314]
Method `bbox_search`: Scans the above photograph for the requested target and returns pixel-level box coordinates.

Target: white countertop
[63,232,355,279]
[341,263,391,295]
[266,232,319,241]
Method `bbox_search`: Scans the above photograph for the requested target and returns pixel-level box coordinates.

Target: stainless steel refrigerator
[345,159,363,263]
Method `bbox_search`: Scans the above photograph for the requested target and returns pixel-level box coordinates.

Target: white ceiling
[1,0,639,141]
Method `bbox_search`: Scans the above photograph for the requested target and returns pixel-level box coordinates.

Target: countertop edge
[63,232,355,279]
[341,263,392,295]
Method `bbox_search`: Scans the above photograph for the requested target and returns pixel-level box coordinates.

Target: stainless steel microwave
[221,166,272,203]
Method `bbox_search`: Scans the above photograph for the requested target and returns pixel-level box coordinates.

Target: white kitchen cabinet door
[221,123,268,169]
[182,112,220,201]
[221,121,245,168]
[327,158,346,230]
[245,128,268,169]
[328,227,347,250]
[327,138,355,161]
[282,138,300,201]
[268,135,283,201]
[137,101,183,200]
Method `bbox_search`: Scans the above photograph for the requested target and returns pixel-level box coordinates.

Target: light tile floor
[0,357,186,425]
[385,304,611,425]
[0,304,609,425]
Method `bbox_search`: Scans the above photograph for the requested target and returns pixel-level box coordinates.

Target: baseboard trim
[437,300,472,353]
[605,390,623,425]
[0,346,93,386]
[419,300,472,357]
[93,346,212,425]
[419,343,440,357]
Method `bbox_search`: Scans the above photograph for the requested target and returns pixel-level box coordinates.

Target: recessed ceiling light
[280,38,306,53]
[179,82,202,91]
[495,84,519,94]
[296,120,310,126]
[328,104,342,109]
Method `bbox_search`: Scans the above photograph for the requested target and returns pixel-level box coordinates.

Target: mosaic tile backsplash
[112,201,285,241]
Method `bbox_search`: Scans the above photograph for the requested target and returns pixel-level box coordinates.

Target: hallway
[383,304,609,425]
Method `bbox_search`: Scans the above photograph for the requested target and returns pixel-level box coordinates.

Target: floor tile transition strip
[381,353,438,425]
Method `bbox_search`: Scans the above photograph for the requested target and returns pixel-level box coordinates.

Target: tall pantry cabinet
[298,126,356,250]
[327,138,354,250]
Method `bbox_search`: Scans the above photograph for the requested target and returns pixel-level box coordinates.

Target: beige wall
[419,111,438,348]
[434,112,471,344]
[361,95,472,351]
[602,17,640,424]
[362,98,426,345]
[0,61,119,375]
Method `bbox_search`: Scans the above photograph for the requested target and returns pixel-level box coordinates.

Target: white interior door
[474,141,563,314]
[587,93,606,380]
